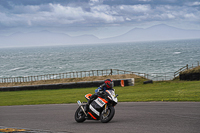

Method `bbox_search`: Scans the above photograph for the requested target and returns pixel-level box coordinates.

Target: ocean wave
[173,52,181,54]
[8,67,26,72]
[1,39,200,78]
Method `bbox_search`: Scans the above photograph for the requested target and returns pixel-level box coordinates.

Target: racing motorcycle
[74,89,118,123]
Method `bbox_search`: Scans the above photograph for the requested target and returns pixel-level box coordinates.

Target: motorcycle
[74,89,118,123]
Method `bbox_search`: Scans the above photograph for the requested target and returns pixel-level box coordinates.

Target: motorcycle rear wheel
[74,106,86,123]
[100,106,115,123]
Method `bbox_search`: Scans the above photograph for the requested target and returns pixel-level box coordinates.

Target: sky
[0,0,200,38]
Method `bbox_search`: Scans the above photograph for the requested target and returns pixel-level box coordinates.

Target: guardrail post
[3,67,197,84]
[110,69,112,75]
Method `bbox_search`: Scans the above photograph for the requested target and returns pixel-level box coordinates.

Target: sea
[0,39,200,79]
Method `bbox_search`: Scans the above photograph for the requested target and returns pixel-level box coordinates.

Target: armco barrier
[0,78,134,91]
[180,73,200,80]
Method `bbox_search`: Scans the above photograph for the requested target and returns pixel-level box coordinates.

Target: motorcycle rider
[85,79,114,112]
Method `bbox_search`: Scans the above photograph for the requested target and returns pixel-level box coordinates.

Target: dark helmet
[104,79,114,88]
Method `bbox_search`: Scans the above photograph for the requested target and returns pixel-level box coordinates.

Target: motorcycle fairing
[88,112,97,120]
[89,97,108,119]
[85,93,92,100]
[106,90,118,104]
[89,104,99,116]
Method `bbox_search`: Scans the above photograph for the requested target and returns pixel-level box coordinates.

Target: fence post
[1,68,181,83]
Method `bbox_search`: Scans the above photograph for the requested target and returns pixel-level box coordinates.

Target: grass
[119,80,200,102]
[181,66,200,74]
[1,79,200,106]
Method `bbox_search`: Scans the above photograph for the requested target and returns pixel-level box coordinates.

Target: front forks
[77,100,87,116]
[104,104,108,112]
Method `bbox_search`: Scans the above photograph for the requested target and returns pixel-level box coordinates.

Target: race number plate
[94,98,106,107]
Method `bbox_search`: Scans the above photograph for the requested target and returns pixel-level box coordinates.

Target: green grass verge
[1,80,200,106]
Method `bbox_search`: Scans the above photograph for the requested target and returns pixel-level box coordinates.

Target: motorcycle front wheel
[74,106,86,123]
[100,106,115,123]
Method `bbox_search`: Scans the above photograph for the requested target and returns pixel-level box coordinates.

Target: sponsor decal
[89,105,100,116]
[94,98,106,107]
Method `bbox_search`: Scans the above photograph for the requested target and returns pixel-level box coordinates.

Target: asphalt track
[0,102,200,133]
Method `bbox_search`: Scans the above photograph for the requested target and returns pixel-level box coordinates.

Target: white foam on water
[8,67,26,72]
[173,52,181,54]
[1,39,200,78]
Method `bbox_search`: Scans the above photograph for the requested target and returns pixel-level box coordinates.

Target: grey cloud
[0,0,90,7]
[0,0,200,33]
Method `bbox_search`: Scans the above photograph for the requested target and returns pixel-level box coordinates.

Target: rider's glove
[99,83,106,89]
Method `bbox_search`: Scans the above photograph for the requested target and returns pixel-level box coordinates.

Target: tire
[74,106,86,123]
[100,106,115,123]
[143,80,153,84]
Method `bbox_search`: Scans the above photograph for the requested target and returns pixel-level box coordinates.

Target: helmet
[104,79,114,88]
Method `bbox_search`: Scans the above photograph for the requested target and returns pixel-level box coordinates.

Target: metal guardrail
[174,61,200,78]
[174,64,188,78]
[0,69,146,83]
[1,61,199,84]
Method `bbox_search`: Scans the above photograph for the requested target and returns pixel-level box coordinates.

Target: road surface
[0,102,200,133]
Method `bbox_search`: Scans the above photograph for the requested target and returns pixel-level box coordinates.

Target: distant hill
[0,24,200,47]
[0,31,100,47]
[104,24,200,43]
